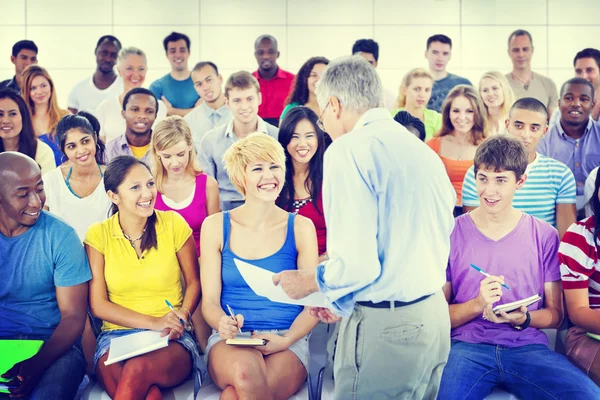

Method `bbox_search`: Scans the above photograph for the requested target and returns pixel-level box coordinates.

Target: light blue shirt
[184,101,232,151]
[197,117,279,211]
[149,73,199,109]
[315,108,456,316]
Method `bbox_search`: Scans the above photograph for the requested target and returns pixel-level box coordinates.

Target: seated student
[197,71,279,211]
[96,47,167,143]
[0,152,91,400]
[351,39,396,110]
[439,135,600,399]
[150,32,200,117]
[277,106,328,261]
[202,132,318,399]
[393,110,427,141]
[84,155,202,398]
[0,88,55,174]
[463,98,577,238]
[560,172,600,385]
[21,65,70,166]
[538,77,600,213]
[151,115,220,350]
[0,40,38,94]
[67,35,123,115]
[280,56,329,121]
[105,88,158,165]
[391,68,441,140]
[427,85,488,215]
[43,113,111,242]
[479,71,515,135]
[184,61,232,149]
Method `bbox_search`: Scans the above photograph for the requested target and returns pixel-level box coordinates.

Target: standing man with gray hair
[274,56,456,399]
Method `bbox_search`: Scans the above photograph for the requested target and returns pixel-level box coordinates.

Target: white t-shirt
[67,75,123,116]
[96,96,167,143]
[42,166,112,242]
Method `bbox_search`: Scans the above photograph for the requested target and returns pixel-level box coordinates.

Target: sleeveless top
[291,192,327,255]
[154,174,207,256]
[220,211,302,331]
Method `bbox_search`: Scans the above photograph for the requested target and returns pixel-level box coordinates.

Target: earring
[60,154,67,164]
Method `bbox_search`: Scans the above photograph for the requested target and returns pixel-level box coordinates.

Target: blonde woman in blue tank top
[201,132,319,399]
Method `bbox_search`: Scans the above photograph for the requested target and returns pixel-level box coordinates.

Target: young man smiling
[150,32,200,117]
[0,40,38,94]
[439,135,600,399]
[197,71,278,211]
[105,88,158,165]
[462,98,577,238]
[538,77,600,212]
[184,61,232,150]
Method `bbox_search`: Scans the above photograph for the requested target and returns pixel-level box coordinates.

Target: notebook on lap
[0,340,44,393]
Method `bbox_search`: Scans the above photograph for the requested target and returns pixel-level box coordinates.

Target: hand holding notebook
[0,340,44,395]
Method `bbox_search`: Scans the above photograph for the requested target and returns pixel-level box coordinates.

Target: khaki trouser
[333,290,450,400]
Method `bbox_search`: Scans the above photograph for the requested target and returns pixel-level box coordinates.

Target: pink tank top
[155,174,207,256]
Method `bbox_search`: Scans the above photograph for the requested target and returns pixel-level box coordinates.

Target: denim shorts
[204,329,309,373]
[94,329,202,396]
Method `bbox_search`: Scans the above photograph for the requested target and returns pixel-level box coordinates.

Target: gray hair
[316,55,383,114]
[118,46,147,65]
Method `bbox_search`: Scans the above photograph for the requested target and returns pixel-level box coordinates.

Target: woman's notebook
[104,330,169,366]
[226,338,267,347]
[492,294,542,315]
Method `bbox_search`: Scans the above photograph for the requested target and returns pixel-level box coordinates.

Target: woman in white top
[96,46,167,143]
[43,112,112,242]
[479,71,515,135]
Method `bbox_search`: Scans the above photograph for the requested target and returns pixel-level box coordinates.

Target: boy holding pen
[438,135,600,399]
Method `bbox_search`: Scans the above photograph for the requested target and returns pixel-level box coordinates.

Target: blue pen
[470,264,511,291]
[165,299,187,327]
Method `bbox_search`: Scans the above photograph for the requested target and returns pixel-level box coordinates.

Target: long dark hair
[285,57,329,106]
[104,155,158,252]
[276,106,326,214]
[56,113,106,165]
[0,88,37,159]
[592,171,600,248]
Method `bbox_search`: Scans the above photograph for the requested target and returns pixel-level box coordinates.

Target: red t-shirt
[252,68,295,119]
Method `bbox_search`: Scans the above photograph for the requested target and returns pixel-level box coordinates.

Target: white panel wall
[0,0,597,108]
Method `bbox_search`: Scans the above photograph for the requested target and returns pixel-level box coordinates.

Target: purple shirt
[447,213,560,348]
[105,134,152,166]
[537,119,600,196]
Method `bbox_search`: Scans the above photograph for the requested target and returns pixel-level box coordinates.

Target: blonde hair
[437,84,488,145]
[21,65,69,139]
[151,116,202,192]
[396,68,434,108]
[223,133,286,197]
[479,71,515,128]
[224,71,260,99]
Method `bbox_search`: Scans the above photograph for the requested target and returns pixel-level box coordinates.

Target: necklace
[123,227,146,248]
[511,72,533,90]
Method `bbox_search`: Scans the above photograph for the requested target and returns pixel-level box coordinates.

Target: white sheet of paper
[234,258,329,307]
[104,330,169,366]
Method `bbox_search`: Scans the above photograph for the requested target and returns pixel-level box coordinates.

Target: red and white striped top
[559,216,600,308]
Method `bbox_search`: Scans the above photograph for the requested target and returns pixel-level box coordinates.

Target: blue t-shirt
[428,73,472,112]
[149,73,199,109]
[462,154,576,227]
[39,133,62,166]
[0,211,92,338]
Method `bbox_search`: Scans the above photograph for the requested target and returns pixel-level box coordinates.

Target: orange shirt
[426,136,474,206]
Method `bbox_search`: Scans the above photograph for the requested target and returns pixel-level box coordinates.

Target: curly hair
[285,57,329,106]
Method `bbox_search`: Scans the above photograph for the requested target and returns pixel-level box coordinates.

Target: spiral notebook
[104,330,169,366]
[492,294,541,315]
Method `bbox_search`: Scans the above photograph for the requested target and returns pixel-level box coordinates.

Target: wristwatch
[511,311,531,330]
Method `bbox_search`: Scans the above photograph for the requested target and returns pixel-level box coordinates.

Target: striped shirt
[559,216,600,308]
[462,153,576,226]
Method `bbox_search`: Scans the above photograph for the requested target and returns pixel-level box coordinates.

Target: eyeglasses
[317,103,329,131]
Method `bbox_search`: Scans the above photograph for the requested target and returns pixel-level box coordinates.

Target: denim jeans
[438,340,600,400]
[0,345,85,400]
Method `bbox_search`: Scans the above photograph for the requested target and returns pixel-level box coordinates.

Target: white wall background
[1,0,598,108]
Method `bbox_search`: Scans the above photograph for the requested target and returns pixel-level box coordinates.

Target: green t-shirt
[280,102,301,123]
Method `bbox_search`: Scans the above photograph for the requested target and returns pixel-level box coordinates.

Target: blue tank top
[220,211,302,331]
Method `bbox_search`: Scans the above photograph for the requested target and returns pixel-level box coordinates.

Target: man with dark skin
[252,35,294,126]
[68,35,123,115]
[105,88,158,164]
[0,152,91,399]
